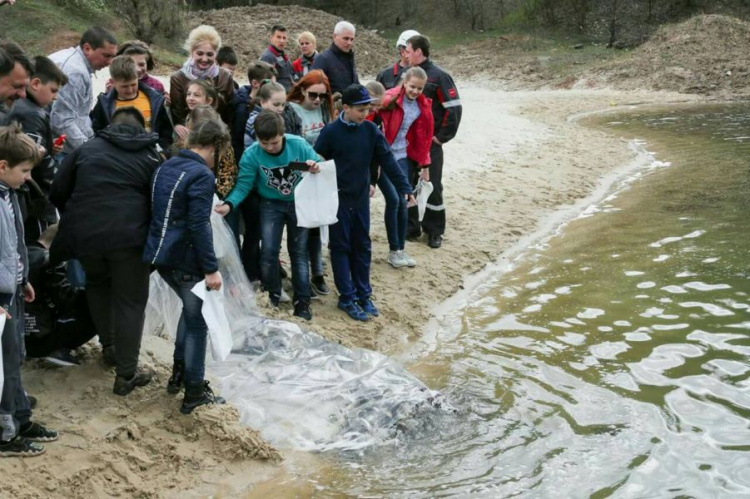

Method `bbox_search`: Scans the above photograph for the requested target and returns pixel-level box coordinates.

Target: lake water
[262,103,750,497]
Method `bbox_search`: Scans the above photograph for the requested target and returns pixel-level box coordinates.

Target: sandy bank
[0,83,699,497]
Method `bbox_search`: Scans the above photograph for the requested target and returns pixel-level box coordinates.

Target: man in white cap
[376,29,420,90]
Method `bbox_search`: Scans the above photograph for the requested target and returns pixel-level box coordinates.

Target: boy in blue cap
[314,84,414,321]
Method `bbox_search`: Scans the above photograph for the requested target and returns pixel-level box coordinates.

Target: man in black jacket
[405,35,463,249]
[312,21,360,94]
[50,108,162,396]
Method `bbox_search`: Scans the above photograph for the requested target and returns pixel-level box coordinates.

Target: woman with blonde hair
[170,25,235,130]
[292,31,318,81]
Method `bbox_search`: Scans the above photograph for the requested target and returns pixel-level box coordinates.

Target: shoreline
[0,82,703,497]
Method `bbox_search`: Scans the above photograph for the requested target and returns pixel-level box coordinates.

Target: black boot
[167,360,185,394]
[180,381,226,415]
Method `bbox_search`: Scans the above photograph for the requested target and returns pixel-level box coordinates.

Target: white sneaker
[400,250,416,267]
[388,250,408,268]
[279,289,292,302]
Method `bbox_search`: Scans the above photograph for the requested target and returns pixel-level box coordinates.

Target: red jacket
[378,86,434,166]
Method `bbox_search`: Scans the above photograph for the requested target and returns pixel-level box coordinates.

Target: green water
[304,104,750,497]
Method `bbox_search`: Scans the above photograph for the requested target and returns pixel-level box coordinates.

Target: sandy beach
[0,83,700,497]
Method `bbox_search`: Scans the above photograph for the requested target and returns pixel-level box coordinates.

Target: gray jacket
[0,183,26,300]
[49,46,95,152]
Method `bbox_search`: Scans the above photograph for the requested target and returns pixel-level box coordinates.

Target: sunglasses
[306,91,328,101]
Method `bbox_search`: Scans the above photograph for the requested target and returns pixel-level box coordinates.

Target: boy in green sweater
[216,111,320,319]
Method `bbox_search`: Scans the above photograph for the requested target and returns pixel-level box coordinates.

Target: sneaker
[102,345,116,367]
[293,300,312,321]
[181,381,226,414]
[167,360,185,394]
[279,289,291,303]
[338,300,369,321]
[0,436,45,457]
[113,369,154,396]
[388,250,409,268]
[428,234,443,249]
[400,250,416,267]
[311,275,330,295]
[19,422,58,442]
[44,348,80,367]
[358,297,380,317]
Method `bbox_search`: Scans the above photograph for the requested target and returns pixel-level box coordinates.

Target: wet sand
[0,82,699,497]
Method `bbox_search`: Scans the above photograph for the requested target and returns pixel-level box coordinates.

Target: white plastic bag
[414,179,434,222]
[295,160,338,228]
[191,280,233,362]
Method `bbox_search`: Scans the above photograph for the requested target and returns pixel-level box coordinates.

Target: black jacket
[376,62,406,90]
[49,124,162,263]
[90,81,173,152]
[7,94,59,240]
[312,43,360,94]
[416,59,463,144]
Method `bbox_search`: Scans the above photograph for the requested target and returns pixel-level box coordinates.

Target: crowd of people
[0,18,462,457]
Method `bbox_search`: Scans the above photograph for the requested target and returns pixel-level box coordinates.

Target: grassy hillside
[0,0,116,55]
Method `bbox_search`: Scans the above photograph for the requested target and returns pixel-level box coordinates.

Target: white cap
[396,30,420,49]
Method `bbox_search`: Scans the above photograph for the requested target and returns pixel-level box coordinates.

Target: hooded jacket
[379,86,434,166]
[90,81,173,151]
[0,183,28,301]
[49,124,162,263]
[143,149,218,275]
[311,43,359,94]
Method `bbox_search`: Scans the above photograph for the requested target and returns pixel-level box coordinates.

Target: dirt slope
[439,15,750,98]
[188,5,392,77]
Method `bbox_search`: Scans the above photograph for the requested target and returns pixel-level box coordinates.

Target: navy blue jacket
[143,150,218,275]
[311,43,360,94]
[90,81,173,152]
[231,85,253,161]
[315,115,411,207]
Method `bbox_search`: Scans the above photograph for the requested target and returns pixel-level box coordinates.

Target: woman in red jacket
[376,66,433,268]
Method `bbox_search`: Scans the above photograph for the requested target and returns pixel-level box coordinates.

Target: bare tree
[107,0,187,44]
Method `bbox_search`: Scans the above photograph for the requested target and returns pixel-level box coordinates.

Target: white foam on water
[653,254,671,262]
[625,270,645,276]
[683,282,732,291]
[578,308,606,319]
[637,281,657,289]
[678,302,734,317]
[614,320,632,327]
[676,271,698,278]
[652,323,690,331]
[662,285,688,294]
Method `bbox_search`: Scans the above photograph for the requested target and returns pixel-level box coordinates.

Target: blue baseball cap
[341,84,373,106]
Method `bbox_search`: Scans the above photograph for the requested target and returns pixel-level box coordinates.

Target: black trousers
[408,143,445,237]
[240,190,262,282]
[80,247,150,378]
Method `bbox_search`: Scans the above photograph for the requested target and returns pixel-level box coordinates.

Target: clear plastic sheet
[144,199,445,452]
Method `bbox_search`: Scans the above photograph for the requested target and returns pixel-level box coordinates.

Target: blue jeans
[260,199,311,302]
[329,203,372,302]
[158,269,208,386]
[377,158,409,251]
[1,289,31,441]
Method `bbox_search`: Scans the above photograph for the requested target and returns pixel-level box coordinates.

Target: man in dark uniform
[405,35,462,249]
[376,29,420,90]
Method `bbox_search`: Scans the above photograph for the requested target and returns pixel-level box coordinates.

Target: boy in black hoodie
[8,56,68,242]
